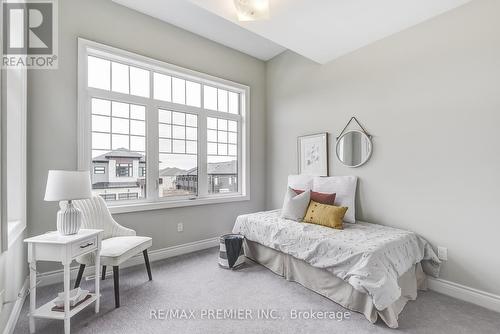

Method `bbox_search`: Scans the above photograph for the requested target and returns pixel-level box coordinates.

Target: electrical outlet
[437,247,448,261]
[177,223,184,232]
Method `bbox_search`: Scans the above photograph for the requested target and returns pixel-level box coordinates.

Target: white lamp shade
[44,170,93,201]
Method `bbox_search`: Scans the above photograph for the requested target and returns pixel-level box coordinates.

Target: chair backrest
[73,196,125,240]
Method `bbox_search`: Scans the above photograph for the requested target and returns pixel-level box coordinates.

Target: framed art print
[297,133,328,176]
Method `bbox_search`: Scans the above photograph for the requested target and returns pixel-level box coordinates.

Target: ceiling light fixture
[233,0,270,21]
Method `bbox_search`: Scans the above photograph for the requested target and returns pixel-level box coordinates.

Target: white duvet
[232,210,440,310]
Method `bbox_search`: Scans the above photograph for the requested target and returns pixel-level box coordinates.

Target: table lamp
[44,170,92,235]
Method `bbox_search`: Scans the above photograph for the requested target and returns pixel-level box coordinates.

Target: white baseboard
[428,277,500,313]
[37,237,219,287]
[2,279,28,334]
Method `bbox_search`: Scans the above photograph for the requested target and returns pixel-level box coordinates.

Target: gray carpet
[13,247,500,334]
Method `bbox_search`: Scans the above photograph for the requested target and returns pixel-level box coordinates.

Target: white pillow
[287,174,313,191]
[313,176,358,223]
[281,187,311,221]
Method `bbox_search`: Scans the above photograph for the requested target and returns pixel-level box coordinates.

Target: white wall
[27,0,267,274]
[266,0,500,296]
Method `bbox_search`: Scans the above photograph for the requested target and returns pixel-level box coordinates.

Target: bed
[232,209,440,328]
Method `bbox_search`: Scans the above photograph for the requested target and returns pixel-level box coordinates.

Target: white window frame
[0,2,5,251]
[78,38,250,214]
[0,2,28,250]
[4,68,27,248]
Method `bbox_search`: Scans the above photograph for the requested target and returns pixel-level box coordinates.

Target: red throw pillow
[293,188,336,205]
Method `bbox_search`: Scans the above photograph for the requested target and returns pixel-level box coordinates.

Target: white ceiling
[113,0,472,64]
[111,0,285,61]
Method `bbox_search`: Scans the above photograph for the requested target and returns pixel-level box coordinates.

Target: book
[51,294,92,312]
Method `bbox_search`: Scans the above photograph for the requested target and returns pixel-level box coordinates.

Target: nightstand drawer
[71,236,98,257]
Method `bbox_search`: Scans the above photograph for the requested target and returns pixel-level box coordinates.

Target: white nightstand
[24,229,103,334]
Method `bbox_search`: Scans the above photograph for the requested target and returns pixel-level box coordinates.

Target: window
[94,166,105,174]
[116,163,133,177]
[158,110,198,198]
[91,99,146,157]
[1,47,28,249]
[78,39,249,212]
[207,117,238,194]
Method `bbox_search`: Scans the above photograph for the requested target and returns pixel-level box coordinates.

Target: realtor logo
[2,0,58,69]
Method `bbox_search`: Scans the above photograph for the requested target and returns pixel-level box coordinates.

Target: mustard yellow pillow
[303,200,347,230]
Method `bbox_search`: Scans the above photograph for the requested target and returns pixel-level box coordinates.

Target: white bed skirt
[243,239,427,328]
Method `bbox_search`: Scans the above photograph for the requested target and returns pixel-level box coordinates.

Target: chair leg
[74,264,85,289]
[102,265,107,280]
[143,250,152,281]
[113,266,120,308]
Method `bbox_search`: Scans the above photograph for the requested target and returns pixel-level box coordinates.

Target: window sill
[107,194,250,214]
[8,220,26,248]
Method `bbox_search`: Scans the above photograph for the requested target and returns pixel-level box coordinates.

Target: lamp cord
[2,264,42,306]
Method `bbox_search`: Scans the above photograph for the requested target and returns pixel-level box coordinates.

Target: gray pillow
[280,187,311,221]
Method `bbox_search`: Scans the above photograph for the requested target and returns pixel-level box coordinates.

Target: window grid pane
[228,92,239,114]
[154,73,172,102]
[93,58,151,99]
[158,109,197,156]
[217,89,228,112]
[130,105,145,120]
[172,77,186,104]
[159,110,198,198]
[111,62,129,94]
[91,98,147,202]
[130,66,150,98]
[207,117,238,194]
[186,81,201,107]
[207,117,238,157]
[204,86,217,111]
[91,100,148,152]
[87,51,245,203]
[88,56,110,90]
[90,56,240,116]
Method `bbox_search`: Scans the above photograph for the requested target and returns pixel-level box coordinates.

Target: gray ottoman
[219,234,245,269]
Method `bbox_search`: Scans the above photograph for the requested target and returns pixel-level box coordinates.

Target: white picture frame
[297,133,328,176]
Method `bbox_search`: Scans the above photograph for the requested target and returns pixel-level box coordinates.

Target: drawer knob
[80,242,94,249]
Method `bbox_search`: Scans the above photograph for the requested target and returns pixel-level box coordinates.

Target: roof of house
[159,167,187,177]
[208,160,237,174]
[93,148,145,162]
[183,160,237,176]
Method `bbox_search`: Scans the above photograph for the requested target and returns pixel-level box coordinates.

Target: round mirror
[336,130,372,167]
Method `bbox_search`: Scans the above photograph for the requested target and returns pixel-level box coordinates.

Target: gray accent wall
[266,0,500,296]
[28,0,266,273]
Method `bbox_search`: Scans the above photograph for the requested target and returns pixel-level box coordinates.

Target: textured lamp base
[57,201,82,235]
